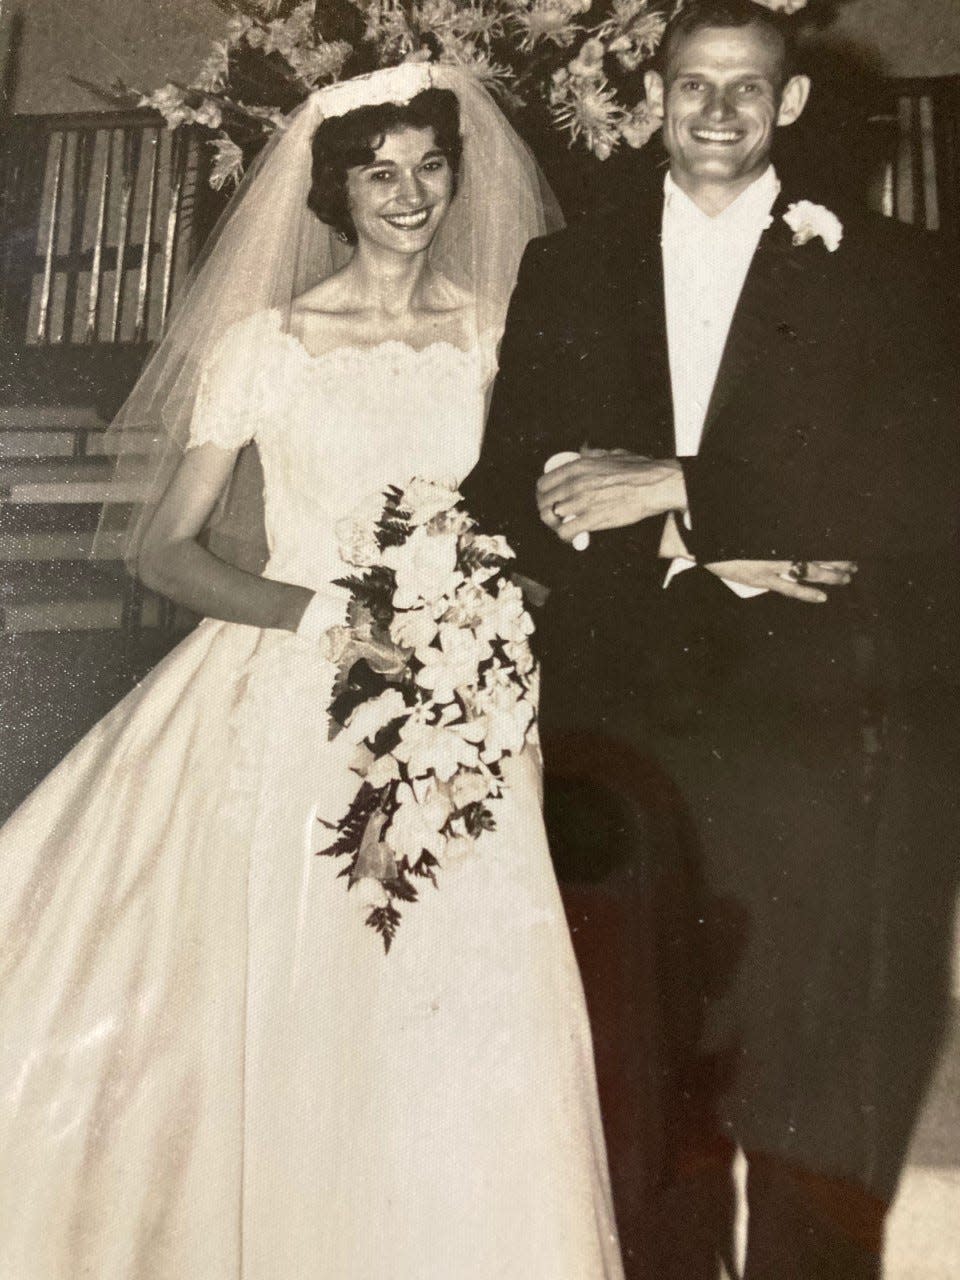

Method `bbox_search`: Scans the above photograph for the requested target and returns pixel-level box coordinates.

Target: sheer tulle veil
[95,62,563,571]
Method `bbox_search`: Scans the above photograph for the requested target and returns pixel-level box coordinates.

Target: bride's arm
[136,442,313,631]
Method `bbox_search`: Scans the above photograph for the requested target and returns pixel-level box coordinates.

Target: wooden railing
[0,111,223,635]
[866,76,960,242]
[0,109,219,354]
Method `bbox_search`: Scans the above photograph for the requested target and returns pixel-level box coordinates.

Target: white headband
[309,62,435,121]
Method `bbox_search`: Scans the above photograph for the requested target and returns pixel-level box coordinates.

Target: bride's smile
[347,126,454,255]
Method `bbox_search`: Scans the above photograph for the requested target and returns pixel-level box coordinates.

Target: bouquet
[318,477,538,950]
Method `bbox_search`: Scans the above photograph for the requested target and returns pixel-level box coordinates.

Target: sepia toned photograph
[0,1,958,1276]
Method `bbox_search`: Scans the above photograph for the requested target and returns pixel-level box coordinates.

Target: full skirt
[0,619,623,1278]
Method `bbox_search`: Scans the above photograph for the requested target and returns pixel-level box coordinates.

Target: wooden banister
[0,109,222,356]
[867,76,960,242]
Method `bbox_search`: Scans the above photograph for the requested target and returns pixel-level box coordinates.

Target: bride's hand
[705,559,858,603]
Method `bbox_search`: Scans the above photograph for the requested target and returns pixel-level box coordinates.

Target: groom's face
[645,23,809,206]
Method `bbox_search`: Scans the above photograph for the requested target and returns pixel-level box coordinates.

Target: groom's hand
[705,560,858,603]
[537,454,686,543]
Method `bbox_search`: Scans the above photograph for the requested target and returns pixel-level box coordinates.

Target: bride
[0,62,624,1279]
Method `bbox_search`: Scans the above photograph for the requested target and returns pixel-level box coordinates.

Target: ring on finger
[787,559,809,582]
[551,501,563,520]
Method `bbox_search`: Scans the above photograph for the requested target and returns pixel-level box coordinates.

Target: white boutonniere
[783,201,844,253]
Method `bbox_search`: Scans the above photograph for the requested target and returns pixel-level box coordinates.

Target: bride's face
[345,125,454,257]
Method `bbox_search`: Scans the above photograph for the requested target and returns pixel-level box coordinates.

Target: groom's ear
[776,74,811,127]
[643,70,666,120]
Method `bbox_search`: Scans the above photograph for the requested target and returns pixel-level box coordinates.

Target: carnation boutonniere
[783,201,844,253]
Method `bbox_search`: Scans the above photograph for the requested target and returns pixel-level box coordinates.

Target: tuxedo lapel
[700,200,808,443]
[602,186,674,458]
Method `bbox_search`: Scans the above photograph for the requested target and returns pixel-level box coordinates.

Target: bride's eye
[368,168,395,182]
[421,158,447,173]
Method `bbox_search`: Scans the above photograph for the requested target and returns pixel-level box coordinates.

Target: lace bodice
[189,309,495,592]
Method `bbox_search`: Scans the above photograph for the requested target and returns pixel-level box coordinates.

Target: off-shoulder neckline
[257,307,496,365]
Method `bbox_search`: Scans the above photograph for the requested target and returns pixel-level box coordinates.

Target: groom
[465,2,960,1276]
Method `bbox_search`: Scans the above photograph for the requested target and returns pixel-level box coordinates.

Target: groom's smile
[689,126,745,142]
[644,22,810,213]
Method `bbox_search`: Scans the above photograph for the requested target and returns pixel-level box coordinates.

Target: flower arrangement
[318,477,538,950]
[106,0,807,181]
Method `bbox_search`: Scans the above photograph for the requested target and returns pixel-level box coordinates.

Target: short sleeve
[187,310,278,450]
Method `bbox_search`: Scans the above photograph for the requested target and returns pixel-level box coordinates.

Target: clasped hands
[536,451,856,604]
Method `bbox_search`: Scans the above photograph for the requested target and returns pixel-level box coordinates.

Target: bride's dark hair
[308,87,463,245]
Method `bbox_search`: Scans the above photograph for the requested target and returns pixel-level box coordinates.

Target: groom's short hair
[656,0,799,83]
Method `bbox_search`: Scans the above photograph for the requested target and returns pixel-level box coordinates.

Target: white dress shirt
[660,165,780,596]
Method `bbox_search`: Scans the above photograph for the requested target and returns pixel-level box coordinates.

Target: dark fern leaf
[383,484,407,509]
[410,851,439,886]
[367,902,402,953]
[334,567,396,628]
[383,872,419,904]
[333,564,395,599]
[316,782,385,858]
[459,542,509,577]
[376,515,412,550]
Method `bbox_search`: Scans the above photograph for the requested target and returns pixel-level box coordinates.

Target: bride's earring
[336,230,349,244]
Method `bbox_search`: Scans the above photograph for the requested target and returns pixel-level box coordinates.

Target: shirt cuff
[663,493,768,598]
[662,556,768,598]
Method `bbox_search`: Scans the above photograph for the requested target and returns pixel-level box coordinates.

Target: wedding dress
[0,310,623,1279]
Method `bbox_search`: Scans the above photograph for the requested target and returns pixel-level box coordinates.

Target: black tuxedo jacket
[464,178,960,720]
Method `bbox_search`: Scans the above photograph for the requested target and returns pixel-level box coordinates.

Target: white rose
[442,579,490,630]
[468,533,514,561]
[348,741,376,776]
[386,780,451,862]
[382,526,460,610]
[393,712,484,781]
[366,752,401,788]
[504,637,537,677]
[448,768,491,810]
[430,506,473,538]
[477,581,535,645]
[415,625,493,702]
[357,879,391,910]
[390,606,439,652]
[401,477,461,527]
[335,516,382,568]
[471,677,535,763]
[568,37,605,80]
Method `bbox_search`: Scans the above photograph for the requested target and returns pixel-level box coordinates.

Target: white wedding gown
[0,311,623,1279]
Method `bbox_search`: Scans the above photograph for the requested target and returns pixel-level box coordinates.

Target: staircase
[0,401,166,634]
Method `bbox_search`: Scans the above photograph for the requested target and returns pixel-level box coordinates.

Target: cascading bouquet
[318,477,538,951]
